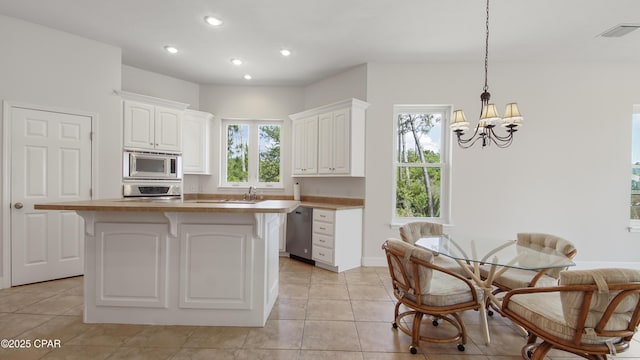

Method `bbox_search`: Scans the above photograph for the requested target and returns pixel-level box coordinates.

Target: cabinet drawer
[313,221,334,236]
[313,209,334,223]
[312,246,334,264]
[312,233,334,249]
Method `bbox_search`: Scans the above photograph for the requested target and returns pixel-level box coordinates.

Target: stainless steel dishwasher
[286,206,314,264]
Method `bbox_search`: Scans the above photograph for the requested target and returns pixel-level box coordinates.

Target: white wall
[304,64,368,109]
[0,15,122,283]
[364,61,640,266]
[122,65,200,109]
[197,85,304,195]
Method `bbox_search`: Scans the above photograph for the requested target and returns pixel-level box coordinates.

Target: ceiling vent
[599,24,640,38]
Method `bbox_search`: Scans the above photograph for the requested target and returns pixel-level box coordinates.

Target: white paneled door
[10,107,92,286]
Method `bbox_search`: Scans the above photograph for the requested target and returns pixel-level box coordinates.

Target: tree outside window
[222,120,282,188]
[393,105,450,223]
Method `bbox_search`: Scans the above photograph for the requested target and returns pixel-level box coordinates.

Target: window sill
[390,221,453,232]
[628,223,640,233]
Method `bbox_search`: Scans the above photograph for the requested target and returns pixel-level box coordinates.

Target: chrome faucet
[245,186,257,200]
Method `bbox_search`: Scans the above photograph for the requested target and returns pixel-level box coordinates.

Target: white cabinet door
[302,116,318,174]
[155,106,182,152]
[318,109,351,175]
[292,115,318,175]
[183,110,212,174]
[317,112,333,174]
[331,108,351,174]
[292,118,306,175]
[124,101,155,150]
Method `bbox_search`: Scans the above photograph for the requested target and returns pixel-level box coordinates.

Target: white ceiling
[1,0,639,86]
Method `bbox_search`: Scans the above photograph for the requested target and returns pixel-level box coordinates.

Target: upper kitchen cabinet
[291,115,318,175]
[182,109,213,175]
[289,98,370,177]
[120,91,189,153]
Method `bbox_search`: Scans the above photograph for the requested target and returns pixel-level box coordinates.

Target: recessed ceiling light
[204,16,223,26]
[243,74,252,80]
[280,49,292,57]
[599,24,640,37]
[230,58,243,66]
[164,45,179,54]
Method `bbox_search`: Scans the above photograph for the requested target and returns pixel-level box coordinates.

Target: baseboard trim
[362,257,387,267]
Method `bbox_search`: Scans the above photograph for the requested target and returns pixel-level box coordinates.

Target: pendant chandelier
[450,0,523,148]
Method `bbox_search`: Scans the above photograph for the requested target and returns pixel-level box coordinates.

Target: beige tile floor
[0,257,639,359]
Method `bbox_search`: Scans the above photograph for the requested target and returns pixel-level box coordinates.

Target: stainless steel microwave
[123,151,182,180]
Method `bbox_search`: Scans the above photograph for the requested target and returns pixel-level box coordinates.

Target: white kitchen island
[35,199,298,327]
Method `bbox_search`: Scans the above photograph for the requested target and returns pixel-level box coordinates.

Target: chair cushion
[399,222,443,245]
[480,266,558,289]
[559,268,640,331]
[505,291,622,345]
[419,273,484,307]
[516,233,576,279]
[386,239,434,294]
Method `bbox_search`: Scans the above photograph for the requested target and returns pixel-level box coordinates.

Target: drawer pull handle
[319,239,325,243]
[319,252,325,256]
[319,227,326,230]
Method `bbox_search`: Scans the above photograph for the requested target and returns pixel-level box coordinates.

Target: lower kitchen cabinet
[83,211,282,326]
[312,208,362,272]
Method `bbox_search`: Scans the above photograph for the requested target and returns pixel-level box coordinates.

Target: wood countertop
[34,198,363,213]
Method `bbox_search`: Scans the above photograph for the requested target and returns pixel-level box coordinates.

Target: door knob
[14,202,23,209]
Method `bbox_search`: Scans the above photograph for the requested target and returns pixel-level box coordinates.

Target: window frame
[220,118,283,189]
[391,104,452,226]
[630,106,640,231]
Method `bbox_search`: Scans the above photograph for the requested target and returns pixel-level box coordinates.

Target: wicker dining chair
[382,239,482,354]
[501,268,640,360]
[399,221,469,277]
[481,232,577,315]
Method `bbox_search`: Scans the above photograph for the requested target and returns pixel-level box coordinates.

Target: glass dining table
[415,234,575,345]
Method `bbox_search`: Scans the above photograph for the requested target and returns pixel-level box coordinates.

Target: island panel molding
[95,222,169,308]
[55,202,288,327]
[179,224,253,310]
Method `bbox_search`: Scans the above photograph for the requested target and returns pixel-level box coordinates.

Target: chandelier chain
[450,0,522,149]
[484,0,490,93]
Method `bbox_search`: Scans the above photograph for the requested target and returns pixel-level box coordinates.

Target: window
[222,119,282,188]
[631,106,640,227]
[393,105,451,224]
